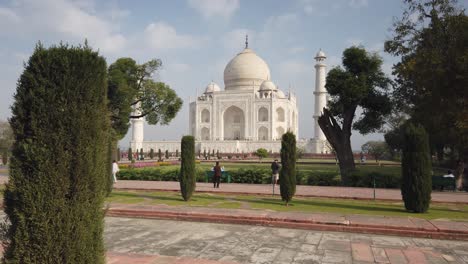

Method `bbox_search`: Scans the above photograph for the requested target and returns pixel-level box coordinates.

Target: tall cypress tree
[180,136,195,201]
[280,132,297,206]
[139,148,144,160]
[3,43,109,263]
[128,147,132,161]
[401,123,432,213]
[158,148,162,161]
[165,149,169,159]
[149,148,154,159]
[1,149,7,165]
[116,148,121,162]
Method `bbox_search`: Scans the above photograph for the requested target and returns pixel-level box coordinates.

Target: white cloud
[188,0,239,19]
[144,22,204,51]
[348,0,368,8]
[0,7,21,23]
[0,0,127,54]
[222,28,256,53]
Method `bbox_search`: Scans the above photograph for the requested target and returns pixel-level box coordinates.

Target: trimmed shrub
[165,150,169,159]
[158,149,162,161]
[3,43,109,263]
[128,147,132,161]
[139,148,144,160]
[401,123,432,213]
[1,149,7,165]
[280,132,297,205]
[149,148,154,159]
[180,136,195,201]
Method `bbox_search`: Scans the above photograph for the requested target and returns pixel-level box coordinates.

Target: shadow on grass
[110,191,233,203]
[235,196,409,214]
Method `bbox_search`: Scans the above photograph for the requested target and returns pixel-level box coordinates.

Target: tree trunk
[455,159,464,190]
[318,108,356,186]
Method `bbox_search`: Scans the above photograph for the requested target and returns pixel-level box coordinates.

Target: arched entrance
[201,127,210,140]
[258,126,268,140]
[223,106,245,140]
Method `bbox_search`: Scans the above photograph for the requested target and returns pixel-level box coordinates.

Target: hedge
[118,167,402,188]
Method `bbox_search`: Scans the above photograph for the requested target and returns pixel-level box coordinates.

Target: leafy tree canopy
[318,46,392,184]
[254,148,269,160]
[108,58,183,139]
[385,0,468,159]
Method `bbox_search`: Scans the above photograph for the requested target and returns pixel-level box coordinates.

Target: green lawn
[107,190,468,221]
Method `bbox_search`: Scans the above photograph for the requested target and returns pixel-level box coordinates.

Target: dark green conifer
[128,147,133,161]
[149,148,154,159]
[280,132,297,206]
[180,136,195,201]
[3,43,110,263]
[401,123,432,213]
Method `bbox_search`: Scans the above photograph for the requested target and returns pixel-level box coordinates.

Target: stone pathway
[107,203,468,240]
[105,217,468,264]
[0,177,466,204]
[111,180,468,204]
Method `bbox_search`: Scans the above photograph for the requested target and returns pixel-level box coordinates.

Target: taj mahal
[130,37,329,154]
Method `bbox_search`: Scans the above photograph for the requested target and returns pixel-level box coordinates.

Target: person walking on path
[112,160,120,183]
[271,159,280,185]
[213,161,222,188]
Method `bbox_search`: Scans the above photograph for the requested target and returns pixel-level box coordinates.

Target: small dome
[204,81,221,93]
[259,80,276,91]
[224,48,271,91]
[276,90,286,98]
[315,49,326,59]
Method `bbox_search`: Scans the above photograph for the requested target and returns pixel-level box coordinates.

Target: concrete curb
[106,208,468,241]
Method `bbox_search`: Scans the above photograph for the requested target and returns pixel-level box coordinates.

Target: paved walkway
[113,180,468,204]
[107,203,468,241]
[105,217,468,264]
[1,177,466,204]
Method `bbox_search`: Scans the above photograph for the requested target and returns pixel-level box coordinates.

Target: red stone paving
[106,253,239,264]
[385,248,408,264]
[107,203,468,241]
[403,249,428,264]
[351,243,374,262]
[111,180,468,204]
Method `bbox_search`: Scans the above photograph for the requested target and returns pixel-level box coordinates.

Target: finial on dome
[245,35,248,49]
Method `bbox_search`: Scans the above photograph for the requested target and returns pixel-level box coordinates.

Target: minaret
[131,102,144,151]
[313,49,327,141]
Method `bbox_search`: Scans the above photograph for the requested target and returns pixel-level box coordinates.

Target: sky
[0,0,449,150]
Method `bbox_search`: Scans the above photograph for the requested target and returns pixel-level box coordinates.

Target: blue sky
[1,0,455,150]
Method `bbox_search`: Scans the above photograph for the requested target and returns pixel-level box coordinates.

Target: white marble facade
[130,39,329,154]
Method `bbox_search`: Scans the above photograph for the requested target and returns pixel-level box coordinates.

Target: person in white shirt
[112,160,120,183]
[443,170,454,178]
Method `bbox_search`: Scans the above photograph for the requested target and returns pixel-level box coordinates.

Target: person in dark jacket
[271,159,280,185]
[213,161,222,188]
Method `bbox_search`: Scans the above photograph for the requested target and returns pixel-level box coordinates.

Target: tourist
[271,159,280,185]
[443,170,455,178]
[112,160,119,183]
[213,161,222,188]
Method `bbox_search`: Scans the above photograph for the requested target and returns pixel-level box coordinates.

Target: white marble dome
[315,49,326,59]
[204,81,221,93]
[224,48,271,91]
[259,80,276,91]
